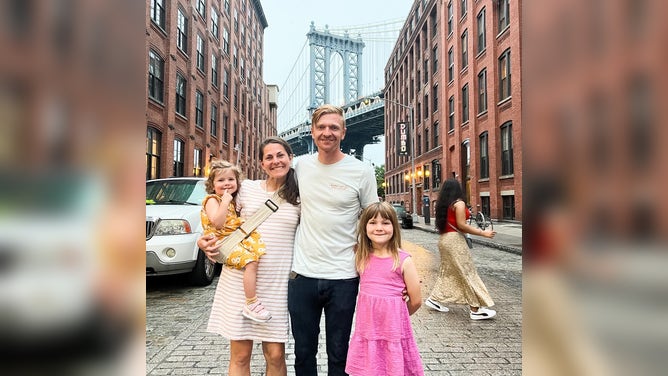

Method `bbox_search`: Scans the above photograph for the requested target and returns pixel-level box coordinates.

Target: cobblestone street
[147,228,522,375]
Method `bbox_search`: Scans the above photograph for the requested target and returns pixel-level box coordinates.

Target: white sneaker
[470,307,496,320]
[425,298,450,312]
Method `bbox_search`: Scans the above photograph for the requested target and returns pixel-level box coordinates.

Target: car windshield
[146,180,206,205]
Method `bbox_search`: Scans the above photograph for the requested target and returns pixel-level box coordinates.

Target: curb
[469,237,522,255]
[411,224,522,255]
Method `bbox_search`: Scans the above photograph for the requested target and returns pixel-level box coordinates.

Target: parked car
[392,204,414,229]
[146,177,216,285]
[0,174,102,352]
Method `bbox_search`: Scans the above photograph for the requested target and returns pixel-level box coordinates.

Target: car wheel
[190,250,216,286]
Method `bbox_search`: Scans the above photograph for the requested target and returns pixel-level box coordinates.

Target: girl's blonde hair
[355,202,402,273]
[204,159,243,196]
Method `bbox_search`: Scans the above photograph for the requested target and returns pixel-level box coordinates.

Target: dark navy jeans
[288,273,359,376]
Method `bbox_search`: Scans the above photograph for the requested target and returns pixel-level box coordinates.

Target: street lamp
[382,95,418,221]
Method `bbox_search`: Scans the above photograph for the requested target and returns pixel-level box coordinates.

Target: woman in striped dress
[199,137,300,375]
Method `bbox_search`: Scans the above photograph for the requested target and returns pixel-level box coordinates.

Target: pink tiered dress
[345,250,424,376]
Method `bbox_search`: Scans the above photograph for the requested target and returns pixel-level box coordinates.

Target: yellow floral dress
[201,194,266,269]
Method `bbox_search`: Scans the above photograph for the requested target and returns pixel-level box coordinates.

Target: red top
[444,201,470,233]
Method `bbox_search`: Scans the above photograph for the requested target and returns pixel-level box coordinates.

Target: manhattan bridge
[276,20,404,161]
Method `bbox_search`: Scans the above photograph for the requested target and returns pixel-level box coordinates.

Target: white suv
[146,177,216,285]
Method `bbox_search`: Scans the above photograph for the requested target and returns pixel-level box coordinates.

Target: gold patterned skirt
[428,232,494,308]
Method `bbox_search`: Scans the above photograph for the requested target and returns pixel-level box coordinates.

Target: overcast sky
[260,1,413,166]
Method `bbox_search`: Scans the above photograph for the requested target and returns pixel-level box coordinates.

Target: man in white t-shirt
[288,104,378,375]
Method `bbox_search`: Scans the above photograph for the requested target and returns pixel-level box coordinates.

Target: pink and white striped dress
[207,180,300,342]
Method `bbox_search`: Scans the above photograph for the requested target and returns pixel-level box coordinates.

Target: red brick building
[146,0,277,181]
[384,0,521,222]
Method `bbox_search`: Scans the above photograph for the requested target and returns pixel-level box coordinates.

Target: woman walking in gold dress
[424,178,498,320]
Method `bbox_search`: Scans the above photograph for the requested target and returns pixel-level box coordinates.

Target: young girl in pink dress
[345,202,424,376]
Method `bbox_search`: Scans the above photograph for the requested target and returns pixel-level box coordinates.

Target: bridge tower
[307,22,364,113]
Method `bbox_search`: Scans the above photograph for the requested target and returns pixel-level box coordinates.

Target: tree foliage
[375,164,385,199]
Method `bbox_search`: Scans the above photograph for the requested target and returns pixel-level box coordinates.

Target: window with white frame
[148,50,164,102]
[499,49,511,100]
[195,90,204,128]
[177,9,188,53]
[150,0,165,29]
[211,54,219,87]
[461,30,468,69]
[223,28,230,54]
[210,102,218,137]
[173,139,185,177]
[498,0,510,32]
[448,47,454,82]
[461,84,469,123]
[211,9,219,39]
[478,68,487,113]
[477,8,486,54]
[448,96,455,131]
[197,0,206,18]
[196,35,205,72]
[447,1,453,35]
[223,114,229,142]
[175,73,186,116]
[223,69,229,98]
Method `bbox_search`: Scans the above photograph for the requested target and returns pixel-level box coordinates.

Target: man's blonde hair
[311,104,345,128]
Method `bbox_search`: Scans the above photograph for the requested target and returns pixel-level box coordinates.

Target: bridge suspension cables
[276,18,403,133]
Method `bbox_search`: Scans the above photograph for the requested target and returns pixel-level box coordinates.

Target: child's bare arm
[402,257,422,315]
[204,193,232,229]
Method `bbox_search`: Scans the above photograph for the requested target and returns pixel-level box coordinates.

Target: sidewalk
[411,215,523,255]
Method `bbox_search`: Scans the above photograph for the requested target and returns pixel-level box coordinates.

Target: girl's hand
[220,189,234,204]
[197,234,220,263]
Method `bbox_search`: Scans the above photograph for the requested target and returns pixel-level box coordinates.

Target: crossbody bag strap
[447,221,464,234]
[237,190,284,235]
[213,190,285,263]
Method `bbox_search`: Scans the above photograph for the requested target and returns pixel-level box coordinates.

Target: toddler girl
[201,160,271,322]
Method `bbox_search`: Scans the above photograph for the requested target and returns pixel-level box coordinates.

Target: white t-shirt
[292,154,379,279]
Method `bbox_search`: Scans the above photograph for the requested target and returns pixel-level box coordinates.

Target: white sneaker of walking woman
[424,298,449,312]
[469,307,496,320]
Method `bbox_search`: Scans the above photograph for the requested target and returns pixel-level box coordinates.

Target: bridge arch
[307,22,364,112]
